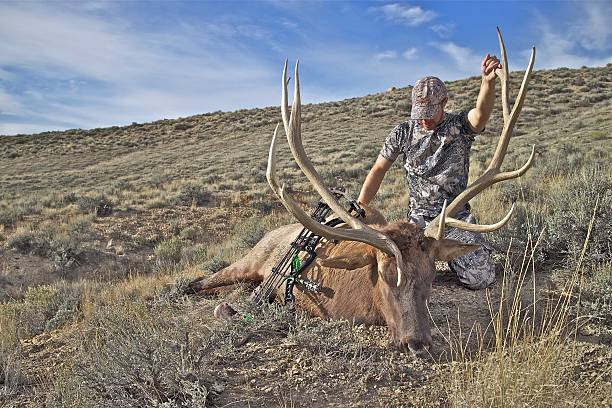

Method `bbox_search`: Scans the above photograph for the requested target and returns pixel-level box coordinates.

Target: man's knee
[449,247,496,290]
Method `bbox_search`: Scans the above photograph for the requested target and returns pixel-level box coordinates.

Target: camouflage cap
[410,76,448,120]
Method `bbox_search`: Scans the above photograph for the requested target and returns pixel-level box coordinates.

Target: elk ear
[318,244,375,269]
[423,238,480,262]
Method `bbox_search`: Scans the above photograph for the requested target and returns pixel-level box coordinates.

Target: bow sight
[250,188,364,309]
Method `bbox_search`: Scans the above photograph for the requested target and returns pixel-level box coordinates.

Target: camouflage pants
[409,211,496,290]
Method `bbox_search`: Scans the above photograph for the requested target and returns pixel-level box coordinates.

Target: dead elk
[189,29,536,357]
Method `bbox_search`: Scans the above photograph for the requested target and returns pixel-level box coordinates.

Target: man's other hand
[481,54,501,83]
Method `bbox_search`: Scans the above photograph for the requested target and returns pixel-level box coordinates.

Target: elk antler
[423,27,536,239]
[268,60,407,287]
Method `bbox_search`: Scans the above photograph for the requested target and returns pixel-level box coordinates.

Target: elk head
[267,28,536,356]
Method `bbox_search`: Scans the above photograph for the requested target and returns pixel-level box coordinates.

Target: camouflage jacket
[380,111,479,219]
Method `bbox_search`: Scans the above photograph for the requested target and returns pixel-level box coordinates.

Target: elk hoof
[407,339,431,359]
[213,302,238,320]
[184,278,205,294]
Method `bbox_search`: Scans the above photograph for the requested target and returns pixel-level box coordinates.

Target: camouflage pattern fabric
[409,212,495,290]
[381,111,495,289]
[380,110,476,219]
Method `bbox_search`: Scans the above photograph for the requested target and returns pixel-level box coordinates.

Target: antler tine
[488,44,536,172]
[435,200,447,240]
[279,60,406,287]
[444,204,514,233]
[496,26,510,124]
[281,60,290,134]
[266,123,283,200]
[424,28,536,239]
[491,144,536,183]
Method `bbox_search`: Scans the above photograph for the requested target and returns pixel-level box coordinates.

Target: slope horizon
[2,63,610,138]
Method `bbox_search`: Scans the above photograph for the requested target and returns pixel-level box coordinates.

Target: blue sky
[0,0,610,136]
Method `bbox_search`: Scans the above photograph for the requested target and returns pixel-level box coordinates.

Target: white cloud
[0,88,23,114]
[431,42,481,72]
[375,50,398,62]
[529,10,612,69]
[376,3,437,26]
[430,24,454,38]
[402,47,418,60]
[0,2,279,134]
[570,0,612,51]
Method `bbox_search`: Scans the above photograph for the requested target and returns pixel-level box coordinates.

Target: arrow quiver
[250,188,365,309]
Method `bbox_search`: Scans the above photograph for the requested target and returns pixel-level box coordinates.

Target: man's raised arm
[468,54,502,133]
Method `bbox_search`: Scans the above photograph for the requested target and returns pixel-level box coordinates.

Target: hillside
[0,65,610,407]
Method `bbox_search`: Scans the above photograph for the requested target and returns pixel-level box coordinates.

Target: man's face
[419,103,445,131]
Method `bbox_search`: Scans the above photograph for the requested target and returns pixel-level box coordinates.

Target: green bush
[155,237,185,266]
[77,194,114,216]
[177,184,211,207]
[5,228,50,256]
[70,303,213,407]
[192,245,208,265]
[489,166,610,270]
[0,199,42,228]
[0,344,24,400]
[202,257,229,273]
[233,217,266,249]
[13,283,83,338]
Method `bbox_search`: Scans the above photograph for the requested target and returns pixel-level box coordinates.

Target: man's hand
[481,54,501,83]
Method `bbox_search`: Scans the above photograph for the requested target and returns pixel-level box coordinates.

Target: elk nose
[406,338,431,359]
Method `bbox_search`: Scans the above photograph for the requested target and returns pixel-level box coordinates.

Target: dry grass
[441,194,610,407]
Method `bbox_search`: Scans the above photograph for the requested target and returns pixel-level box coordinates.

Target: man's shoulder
[391,120,415,134]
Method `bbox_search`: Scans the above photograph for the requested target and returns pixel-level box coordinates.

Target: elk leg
[186,258,261,294]
[194,282,259,296]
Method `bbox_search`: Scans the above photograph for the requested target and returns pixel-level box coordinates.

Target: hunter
[358,54,502,290]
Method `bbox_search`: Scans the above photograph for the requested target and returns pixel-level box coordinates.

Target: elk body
[190,29,536,356]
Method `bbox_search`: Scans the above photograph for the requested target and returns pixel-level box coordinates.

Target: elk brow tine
[435,200,448,240]
[444,204,514,233]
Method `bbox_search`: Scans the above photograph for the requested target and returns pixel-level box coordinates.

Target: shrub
[0,200,41,228]
[177,184,211,207]
[202,257,229,273]
[179,226,199,241]
[5,223,83,271]
[233,217,266,249]
[155,237,185,267]
[543,167,610,269]
[70,303,213,407]
[77,194,114,216]
[0,309,25,400]
[5,227,50,256]
[442,237,606,408]
[192,245,208,265]
[13,283,83,338]
[0,344,25,400]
